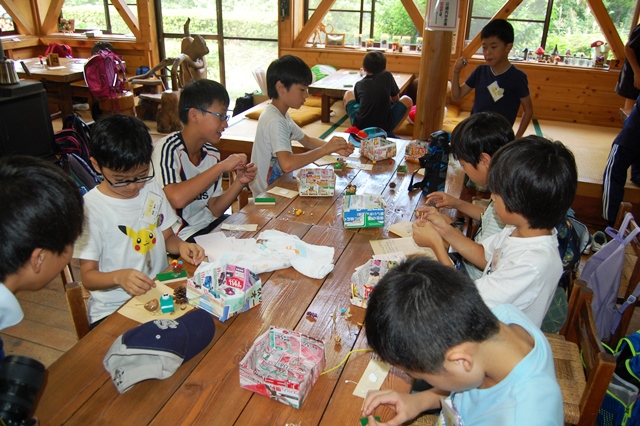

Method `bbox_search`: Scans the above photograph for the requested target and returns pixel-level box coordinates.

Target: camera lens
[0,356,45,425]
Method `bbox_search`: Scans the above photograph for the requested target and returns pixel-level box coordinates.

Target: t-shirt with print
[153,131,223,240]
[74,181,178,323]
[465,64,529,125]
[249,103,305,196]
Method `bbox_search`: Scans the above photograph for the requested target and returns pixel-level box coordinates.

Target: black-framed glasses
[102,163,155,188]
[185,107,230,122]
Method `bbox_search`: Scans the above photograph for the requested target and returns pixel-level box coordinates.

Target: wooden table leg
[321,93,331,122]
[58,83,73,118]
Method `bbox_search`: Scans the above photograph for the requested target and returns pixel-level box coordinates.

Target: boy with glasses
[153,79,257,241]
[75,114,205,327]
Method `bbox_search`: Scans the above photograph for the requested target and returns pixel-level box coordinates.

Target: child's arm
[423,192,485,221]
[362,388,448,426]
[207,162,257,217]
[275,135,354,173]
[412,220,454,266]
[80,259,156,296]
[515,95,534,138]
[163,228,205,265]
[451,57,473,102]
[162,153,248,209]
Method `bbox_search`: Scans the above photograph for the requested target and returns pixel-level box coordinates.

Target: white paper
[346,162,374,171]
[388,221,413,238]
[314,155,338,166]
[194,232,229,261]
[220,223,258,231]
[352,359,391,398]
[370,237,436,259]
[267,186,298,198]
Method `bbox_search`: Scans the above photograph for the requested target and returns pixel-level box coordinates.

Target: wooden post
[414,30,453,139]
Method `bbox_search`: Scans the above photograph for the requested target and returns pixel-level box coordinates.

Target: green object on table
[360,416,381,425]
[344,83,353,87]
[349,71,358,74]
[397,164,407,174]
[156,269,187,281]
[333,162,344,169]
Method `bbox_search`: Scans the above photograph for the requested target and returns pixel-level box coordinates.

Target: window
[467,0,636,58]
[155,0,278,103]
[305,0,428,47]
[0,5,17,35]
[61,0,138,35]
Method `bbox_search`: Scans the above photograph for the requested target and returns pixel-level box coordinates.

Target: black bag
[232,92,255,116]
[409,130,450,194]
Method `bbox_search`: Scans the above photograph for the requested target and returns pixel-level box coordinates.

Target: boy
[615,23,640,111]
[343,51,413,135]
[362,257,563,426]
[75,114,205,326]
[0,156,84,356]
[249,55,354,196]
[451,19,533,138]
[153,79,257,242]
[419,111,514,280]
[413,136,577,326]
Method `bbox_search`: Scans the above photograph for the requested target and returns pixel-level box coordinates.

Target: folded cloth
[103,308,215,393]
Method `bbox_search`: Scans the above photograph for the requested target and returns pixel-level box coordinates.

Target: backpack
[233,91,255,116]
[408,130,450,195]
[84,49,126,101]
[582,213,640,341]
[44,42,72,58]
[598,330,640,426]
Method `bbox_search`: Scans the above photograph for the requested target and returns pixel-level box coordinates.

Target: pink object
[408,105,416,124]
[535,47,545,55]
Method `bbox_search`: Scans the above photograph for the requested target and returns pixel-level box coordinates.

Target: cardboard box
[187,262,261,322]
[350,253,405,308]
[405,139,429,163]
[239,327,326,409]
[343,194,386,228]
[297,168,335,196]
[361,137,396,161]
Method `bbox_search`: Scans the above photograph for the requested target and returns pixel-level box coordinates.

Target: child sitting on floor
[362,256,563,425]
[75,114,205,327]
[413,136,577,326]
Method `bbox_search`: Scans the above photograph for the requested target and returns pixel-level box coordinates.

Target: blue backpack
[598,331,640,425]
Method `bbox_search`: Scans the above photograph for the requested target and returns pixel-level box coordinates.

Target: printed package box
[343,194,386,228]
[350,253,405,308]
[361,136,397,161]
[405,139,429,163]
[186,262,261,322]
[297,168,336,196]
[239,327,326,409]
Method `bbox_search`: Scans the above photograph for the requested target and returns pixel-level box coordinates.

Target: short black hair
[362,51,386,74]
[179,79,230,124]
[481,19,514,45]
[0,156,84,281]
[266,55,312,99]
[365,257,500,374]
[91,41,114,55]
[450,112,515,166]
[89,114,153,172]
[489,136,577,229]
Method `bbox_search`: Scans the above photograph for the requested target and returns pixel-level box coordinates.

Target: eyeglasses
[102,163,155,188]
[185,108,230,122]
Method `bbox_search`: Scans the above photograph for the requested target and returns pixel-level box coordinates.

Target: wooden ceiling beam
[111,0,141,39]
[293,0,336,47]
[1,0,36,35]
[400,0,425,33]
[586,0,625,64]
[41,0,64,35]
[461,0,523,58]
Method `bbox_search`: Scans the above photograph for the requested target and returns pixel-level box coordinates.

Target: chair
[60,264,91,340]
[551,280,616,425]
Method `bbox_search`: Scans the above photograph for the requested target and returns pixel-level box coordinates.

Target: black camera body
[0,356,45,425]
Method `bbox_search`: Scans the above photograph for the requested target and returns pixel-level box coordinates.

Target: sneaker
[592,231,607,252]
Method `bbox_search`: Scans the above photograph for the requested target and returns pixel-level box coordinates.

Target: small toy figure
[160,293,175,313]
[522,47,529,61]
[172,259,184,276]
[535,47,545,62]
[397,164,407,174]
[346,184,357,195]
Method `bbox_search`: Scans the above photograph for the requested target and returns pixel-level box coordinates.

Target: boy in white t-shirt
[75,115,205,326]
[249,55,354,196]
[413,136,578,326]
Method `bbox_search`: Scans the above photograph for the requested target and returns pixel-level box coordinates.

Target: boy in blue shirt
[362,257,563,426]
[452,19,533,138]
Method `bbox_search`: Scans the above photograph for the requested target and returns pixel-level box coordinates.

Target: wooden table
[308,68,414,122]
[15,57,87,117]
[35,139,464,425]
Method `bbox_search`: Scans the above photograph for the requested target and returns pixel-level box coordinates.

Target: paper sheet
[314,155,338,166]
[194,232,229,260]
[119,282,194,323]
[347,163,374,171]
[220,223,258,231]
[388,221,413,238]
[352,359,391,399]
[370,237,436,259]
[267,186,298,198]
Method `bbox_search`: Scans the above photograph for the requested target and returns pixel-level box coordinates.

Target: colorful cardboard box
[297,168,336,196]
[239,327,326,409]
[350,253,405,308]
[361,136,397,161]
[186,262,261,322]
[405,139,429,163]
[343,194,386,228]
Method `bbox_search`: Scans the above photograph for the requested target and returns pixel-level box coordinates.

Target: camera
[0,356,45,425]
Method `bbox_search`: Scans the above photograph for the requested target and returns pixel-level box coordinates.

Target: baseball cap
[103,308,215,393]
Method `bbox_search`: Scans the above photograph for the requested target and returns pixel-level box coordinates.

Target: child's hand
[326,136,353,156]
[424,192,457,209]
[115,269,156,296]
[179,242,205,265]
[412,219,444,249]
[422,209,453,234]
[362,390,425,426]
[237,162,257,184]
[221,153,248,172]
[454,56,467,72]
